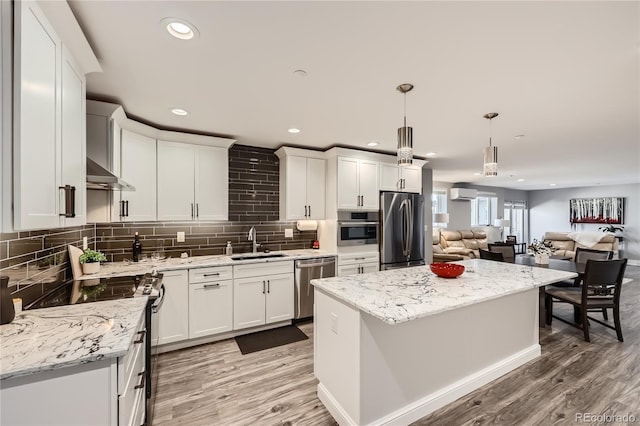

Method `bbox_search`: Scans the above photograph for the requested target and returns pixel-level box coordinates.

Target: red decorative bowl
[430,262,465,278]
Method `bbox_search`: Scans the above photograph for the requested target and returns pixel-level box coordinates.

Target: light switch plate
[284,228,293,238]
[82,236,88,250]
[177,232,185,242]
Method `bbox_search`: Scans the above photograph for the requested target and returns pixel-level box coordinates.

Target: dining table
[515,254,585,325]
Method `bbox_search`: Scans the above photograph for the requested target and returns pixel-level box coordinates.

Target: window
[471,193,498,226]
[432,190,447,226]
[504,201,528,243]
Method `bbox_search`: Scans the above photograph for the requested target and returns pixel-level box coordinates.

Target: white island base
[314,288,541,425]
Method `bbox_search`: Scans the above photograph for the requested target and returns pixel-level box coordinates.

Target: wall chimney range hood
[86,158,135,191]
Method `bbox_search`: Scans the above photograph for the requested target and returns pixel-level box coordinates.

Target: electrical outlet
[284,228,294,238]
[177,232,185,242]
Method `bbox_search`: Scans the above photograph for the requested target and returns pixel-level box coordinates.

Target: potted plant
[79,249,107,275]
[598,221,624,234]
[527,239,555,265]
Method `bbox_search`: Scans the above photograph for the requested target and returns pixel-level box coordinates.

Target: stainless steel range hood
[86,158,135,191]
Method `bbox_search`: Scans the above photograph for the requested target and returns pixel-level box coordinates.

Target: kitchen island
[310,259,576,426]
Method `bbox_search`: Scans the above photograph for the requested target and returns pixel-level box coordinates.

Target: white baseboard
[627,259,640,267]
[318,344,541,426]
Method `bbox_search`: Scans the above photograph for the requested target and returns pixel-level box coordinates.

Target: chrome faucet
[248,226,261,253]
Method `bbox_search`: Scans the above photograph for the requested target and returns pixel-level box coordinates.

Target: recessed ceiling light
[293,69,307,78]
[425,152,437,157]
[162,18,199,40]
[549,183,557,187]
[515,134,525,140]
[170,108,188,116]
[367,141,379,147]
[517,178,525,182]
[473,172,482,176]
[288,128,301,134]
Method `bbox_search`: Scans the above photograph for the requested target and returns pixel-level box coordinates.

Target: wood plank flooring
[152,266,640,426]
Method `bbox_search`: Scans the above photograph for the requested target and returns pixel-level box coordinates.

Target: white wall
[529,183,640,262]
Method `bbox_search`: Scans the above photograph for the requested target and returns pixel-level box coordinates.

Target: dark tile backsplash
[1,143,317,304]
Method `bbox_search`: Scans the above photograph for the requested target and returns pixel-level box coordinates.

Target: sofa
[439,229,489,259]
[542,232,619,260]
[432,230,465,262]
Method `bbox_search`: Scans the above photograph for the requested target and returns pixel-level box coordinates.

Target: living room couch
[543,232,619,260]
[432,230,465,262]
[439,229,489,259]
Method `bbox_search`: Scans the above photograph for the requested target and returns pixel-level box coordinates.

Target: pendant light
[483,112,499,177]
[397,83,414,166]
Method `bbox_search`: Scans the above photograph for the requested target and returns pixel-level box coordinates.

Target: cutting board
[68,245,84,279]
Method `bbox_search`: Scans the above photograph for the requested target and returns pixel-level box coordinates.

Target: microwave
[337,211,379,246]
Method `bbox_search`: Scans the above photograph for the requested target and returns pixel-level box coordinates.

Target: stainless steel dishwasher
[295,256,336,319]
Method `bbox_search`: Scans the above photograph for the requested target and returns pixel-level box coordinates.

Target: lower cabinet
[188,266,233,339]
[155,270,189,345]
[233,262,294,330]
[337,252,379,277]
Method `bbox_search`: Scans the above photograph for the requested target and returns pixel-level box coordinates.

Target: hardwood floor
[152,266,640,426]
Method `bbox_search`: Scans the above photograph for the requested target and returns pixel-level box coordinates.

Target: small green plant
[598,223,624,233]
[79,249,107,264]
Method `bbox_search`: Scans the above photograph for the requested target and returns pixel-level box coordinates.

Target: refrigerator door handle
[400,199,410,257]
[406,198,413,256]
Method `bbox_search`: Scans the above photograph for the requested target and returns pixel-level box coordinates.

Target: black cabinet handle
[308,205,311,217]
[120,200,124,217]
[304,205,308,217]
[134,329,146,344]
[267,279,270,293]
[196,203,199,218]
[191,203,194,219]
[203,273,220,277]
[134,371,146,389]
[125,200,129,217]
[262,280,265,294]
[59,185,76,218]
[204,283,220,289]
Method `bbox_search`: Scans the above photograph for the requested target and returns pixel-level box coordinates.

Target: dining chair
[550,247,614,288]
[479,249,504,261]
[506,235,517,244]
[545,258,628,342]
[487,244,516,262]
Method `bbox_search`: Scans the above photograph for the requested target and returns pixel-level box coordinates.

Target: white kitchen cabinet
[188,266,233,338]
[157,141,228,221]
[118,130,157,222]
[337,252,379,277]
[233,262,294,330]
[0,314,145,426]
[13,0,88,230]
[337,157,379,210]
[380,163,422,193]
[278,153,326,220]
[155,269,189,345]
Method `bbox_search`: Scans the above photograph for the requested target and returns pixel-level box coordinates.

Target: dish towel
[567,232,608,248]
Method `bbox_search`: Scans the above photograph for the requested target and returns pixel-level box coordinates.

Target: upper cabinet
[337,157,379,210]
[12,1,92,230]
[380,163,422,193]
[276,148,326,220]
[119,130,157,222]
[157,141,228,221]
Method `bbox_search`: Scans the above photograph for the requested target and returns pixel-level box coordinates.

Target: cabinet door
[157,141,194,221]
[265,273,294,324]
[156,270,189,345]
[337,157,359,209]
[337,264,359,277]
[60,47,86,227]
[305,158,326,219]
[120,130,157,221]
[233,277,266,330]
[401,165,422,193]
[189,280,233,338]
[285,156,308,219]
[358,160,379,210]
[13,0,62,230]
[361,262,379,274]
[380,164,401,191]
[195,145,228,220]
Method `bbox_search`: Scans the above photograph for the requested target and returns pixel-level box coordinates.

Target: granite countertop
[0,297,148,380]
[310,259,577,325]
[78,249,336,280]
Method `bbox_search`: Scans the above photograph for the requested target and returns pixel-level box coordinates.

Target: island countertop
[0,297,148,380]
[310,259,577,325]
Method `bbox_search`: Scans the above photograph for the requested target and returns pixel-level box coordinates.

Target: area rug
[235,325,308,355]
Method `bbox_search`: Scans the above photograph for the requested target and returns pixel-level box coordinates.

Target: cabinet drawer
[234,260,294,279]
[118,332,146,426]
[338,252,379,266]
[189,265,233,283]
[118,313,146,395]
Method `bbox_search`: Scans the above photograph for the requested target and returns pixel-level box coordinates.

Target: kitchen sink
[230,253,288,261]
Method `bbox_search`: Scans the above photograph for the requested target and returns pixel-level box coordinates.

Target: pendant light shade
[483,112,499,177]
[397,84,414,166]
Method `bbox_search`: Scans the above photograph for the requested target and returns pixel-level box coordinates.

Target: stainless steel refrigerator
[380,191,425,270]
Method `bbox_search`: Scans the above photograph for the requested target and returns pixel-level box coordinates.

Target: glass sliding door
[504,201,528,243]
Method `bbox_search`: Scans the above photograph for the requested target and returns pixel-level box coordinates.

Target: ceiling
[68,1,640,191]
